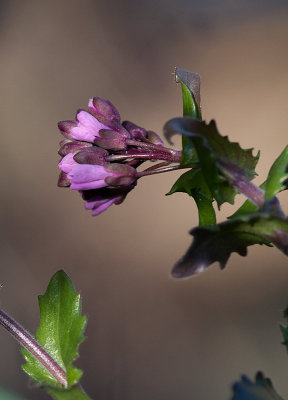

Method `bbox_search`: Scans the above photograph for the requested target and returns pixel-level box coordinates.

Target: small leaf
[175,68,201,118]
[231,372,284,400]
[165,118,259,208]
[265,145,288,201]
[172,208,288,278]
[22,270,86,388]
[175,68,201,167]
[166,168,216,226]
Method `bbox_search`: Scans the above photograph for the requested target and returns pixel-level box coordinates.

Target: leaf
[231,372,284,400]
[265,145,288,201]
[165,118,259,208]
[175,67,201,167]
[172,207,288,278]
[22,270,87,388]
[166,168,216,226]
[230,146,288,218]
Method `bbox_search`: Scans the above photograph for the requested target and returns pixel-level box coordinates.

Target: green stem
[46,384,92,400]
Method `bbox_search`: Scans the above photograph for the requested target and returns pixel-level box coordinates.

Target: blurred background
[1,0,288,399]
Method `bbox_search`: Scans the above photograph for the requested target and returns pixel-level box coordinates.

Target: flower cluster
[58,97,181,215]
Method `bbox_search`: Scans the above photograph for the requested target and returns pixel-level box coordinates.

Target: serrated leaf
[22,270,86,388]
[172,207,288,278]
[166,168,216,226]
[165,118,259,208]
[265,145,288,201]
[175,68,201,167]
[231,372,284,400]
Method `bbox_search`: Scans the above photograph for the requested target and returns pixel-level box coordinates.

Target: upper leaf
[165,118,259,207]
[231,372,284,400]
[175,68,201,167]
[166,168,216,226]
[22,270,87,388]
[172,205,288,278]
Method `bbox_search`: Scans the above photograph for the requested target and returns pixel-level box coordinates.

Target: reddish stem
[0,309,67,388]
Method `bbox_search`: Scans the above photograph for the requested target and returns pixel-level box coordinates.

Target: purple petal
[58,153,78,173]
[68,164,114,190]
[70,110,110,142]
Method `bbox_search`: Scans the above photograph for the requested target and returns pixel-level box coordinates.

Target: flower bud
[146,130,164,146]
[122,120,147,140]
[58,121,78,139]
[94,130,127,151]
[73,147,109,165]
[57,171,70,187]
[88,97,121,123]
[104,163,136,187]
[58,140,92,156]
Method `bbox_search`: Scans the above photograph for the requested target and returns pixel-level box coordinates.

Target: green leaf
[175,67,201,119]
[265,145,288,201]
[166,168,216,226]
[231,372,284,400]
[175,67,201,167]
[165,118,259,208]
[46,385,92,400]
[172,206,288,278]
[230,146,288,218]
[22,270,87,388]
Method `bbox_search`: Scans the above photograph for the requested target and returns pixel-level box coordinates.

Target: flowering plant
[1,68,288,400]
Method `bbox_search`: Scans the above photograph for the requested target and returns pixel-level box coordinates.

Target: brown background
[1,1,288,399]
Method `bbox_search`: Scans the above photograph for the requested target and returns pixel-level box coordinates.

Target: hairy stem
[0,309,67,388]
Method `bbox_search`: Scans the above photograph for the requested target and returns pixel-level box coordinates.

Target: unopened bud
[88,97,121,123]
[58,141,92,156]
[57,171,70,187]
[146,131,164,146]
[94,130,127,150]
[73,147,109,165]
[122,121,147,140]
[105,163,136,187]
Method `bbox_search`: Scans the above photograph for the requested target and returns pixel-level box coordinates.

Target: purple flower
[58,153,78,174]
[67,163,136,191]
[57,96,175,216]
[58,110,111,143]
[82,185,135,216]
